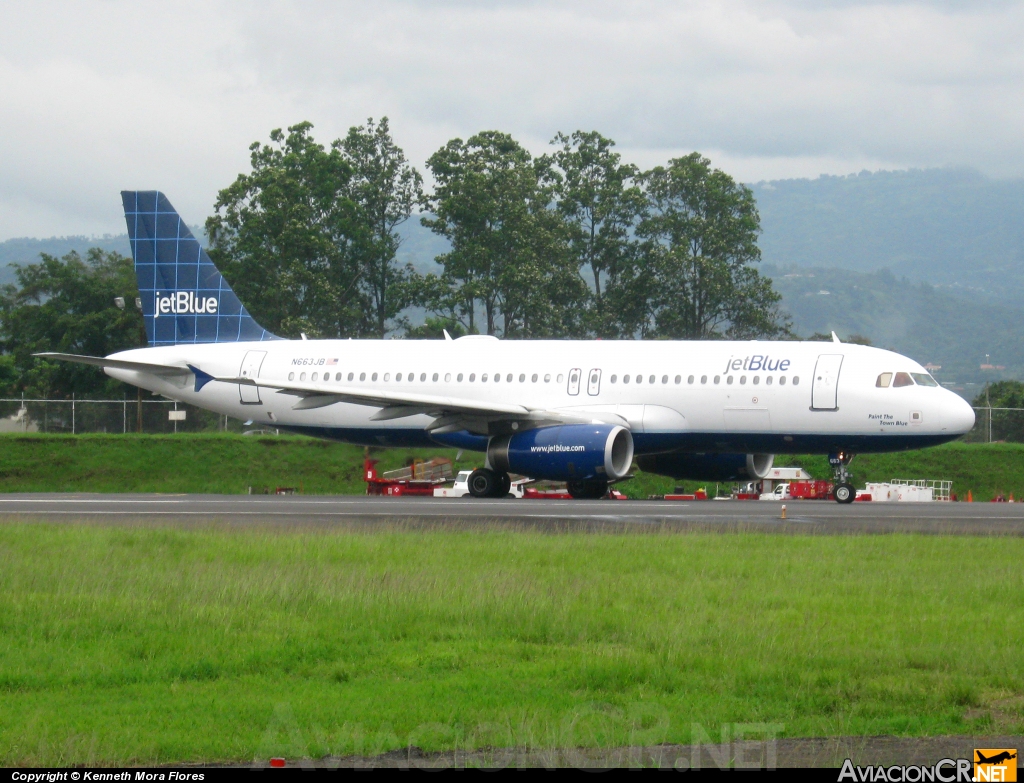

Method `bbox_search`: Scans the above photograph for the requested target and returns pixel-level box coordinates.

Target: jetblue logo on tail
[154,292,219,318]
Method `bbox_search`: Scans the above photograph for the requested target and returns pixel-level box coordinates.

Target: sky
[1,0,1022,240]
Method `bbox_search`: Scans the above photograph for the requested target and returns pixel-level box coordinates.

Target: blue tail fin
[121,191,279,346]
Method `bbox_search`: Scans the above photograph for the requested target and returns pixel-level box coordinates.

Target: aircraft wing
[218,375,626,434]
[33,352,192,377]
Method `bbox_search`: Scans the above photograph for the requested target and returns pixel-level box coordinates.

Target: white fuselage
[105,335,975,454]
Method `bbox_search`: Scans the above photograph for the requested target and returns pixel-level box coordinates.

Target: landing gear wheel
[834,483,856,504]
[468,468,497,498]
[495,472,512,498]
[566,479,609,500]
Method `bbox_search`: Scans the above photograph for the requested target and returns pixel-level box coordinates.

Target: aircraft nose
[944,393,976,434]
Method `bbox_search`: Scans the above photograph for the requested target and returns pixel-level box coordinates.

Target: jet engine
[635,452,774,482]
[487,424,634,482]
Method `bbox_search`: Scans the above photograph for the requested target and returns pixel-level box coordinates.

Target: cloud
[1,0,1022,238]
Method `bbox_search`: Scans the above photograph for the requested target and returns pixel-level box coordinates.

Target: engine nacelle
[488,424,634,482]
[635,452,774,482]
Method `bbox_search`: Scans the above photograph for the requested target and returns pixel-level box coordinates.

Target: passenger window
[893,372,914,388]
[312,372,318,381]
[911,373,938,387]
[481,373,488,382]
[779,377,786,386]
[727,376,734,385]
[636,375,643,384]
[876,372,892,388]
[686,375,692,384]
[396,373,402,382]
[372,372,379,381]
[469,373,475,382]
[359,372,366,381]
[432,373,438,382]
[556,374,564,383]
[288,372,295,381]
[444,373,451,382]
[300,372,306,381]
[457,373,464,382]
[507,374,513,382]
[739,376,746,385]
[662,375,668,384]
[518,373,524,382]
[649,375,656,384]
[610,375,617,384]
[793,376,800,386]
[382,373,389,381]
[766,376,773,386]
[701,375,707,384]
[753,376,760,385]
[494,373,500,382]
[623,375,630,384]
[349,372,355,381]
[544,374,550,382]
[714,376,720,384]
[337,373,343,381]
[531,374,538,382]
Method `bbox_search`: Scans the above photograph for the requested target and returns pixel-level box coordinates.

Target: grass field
[0,523,1022,765]
[1,433,1023,500]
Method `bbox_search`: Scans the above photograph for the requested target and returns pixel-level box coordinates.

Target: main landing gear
[467,468,512,498]
[566,479,609,500]
[829,452,856,504]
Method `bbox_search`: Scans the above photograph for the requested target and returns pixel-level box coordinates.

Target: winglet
[831,331,841,343]
[188,364,216,392]
[443,329,453,342]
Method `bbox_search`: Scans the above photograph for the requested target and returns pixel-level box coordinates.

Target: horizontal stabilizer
[34,352,192,377]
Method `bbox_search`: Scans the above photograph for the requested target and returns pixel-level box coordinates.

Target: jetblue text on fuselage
[723,355,791,373]
[154,292,219,318]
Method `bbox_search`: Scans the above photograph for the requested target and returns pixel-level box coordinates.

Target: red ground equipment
[364,457,454,497]
[788,480,834,500]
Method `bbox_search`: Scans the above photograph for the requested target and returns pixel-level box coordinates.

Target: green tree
[206,122,365,338]
[637,153,788,340]
[338,117,424,337]
[421,131,587,338]
[547,130,645,337]
[0,249,144,397]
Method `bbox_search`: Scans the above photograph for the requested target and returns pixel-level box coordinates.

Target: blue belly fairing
[275,425,962,455]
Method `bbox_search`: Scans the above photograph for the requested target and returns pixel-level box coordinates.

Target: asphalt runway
[3,493,1024,534]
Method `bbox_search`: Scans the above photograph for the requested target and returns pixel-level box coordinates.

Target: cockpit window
[892,372,915,388]
[911,373,938,387]
[876,372,892,388]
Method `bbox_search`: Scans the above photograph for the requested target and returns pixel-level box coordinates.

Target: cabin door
[811,354,844,411]
[239,350,267,405]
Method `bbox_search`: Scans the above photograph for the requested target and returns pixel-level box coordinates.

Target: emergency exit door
[811,354,843,410]
[238,350,267,404]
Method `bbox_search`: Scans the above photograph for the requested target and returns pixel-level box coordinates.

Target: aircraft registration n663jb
[39,192,976,502]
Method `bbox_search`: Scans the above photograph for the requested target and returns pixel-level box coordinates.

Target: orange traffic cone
[967,490,973,502]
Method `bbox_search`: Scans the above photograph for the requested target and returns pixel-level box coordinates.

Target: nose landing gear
[829,452,856,504]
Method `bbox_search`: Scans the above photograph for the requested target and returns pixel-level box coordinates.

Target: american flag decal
[326,358,338,365]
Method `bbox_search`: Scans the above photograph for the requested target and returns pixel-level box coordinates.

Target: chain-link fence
[2,398,1023,441]
[961,407,1024,443]
[0,397,244,434]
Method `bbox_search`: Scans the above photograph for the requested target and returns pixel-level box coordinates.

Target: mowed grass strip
[0,524,1022,765]
[3,434,1024,500]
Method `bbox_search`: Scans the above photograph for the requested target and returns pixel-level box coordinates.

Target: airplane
[37,191,977,502]
[975,751,1017,765]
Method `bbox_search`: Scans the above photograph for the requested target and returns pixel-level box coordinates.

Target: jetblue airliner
[39,192,976,502]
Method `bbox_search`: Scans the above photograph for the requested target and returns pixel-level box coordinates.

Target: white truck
[759,482,792,501]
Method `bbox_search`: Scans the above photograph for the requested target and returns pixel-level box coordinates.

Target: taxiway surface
[2,493,1024,535]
